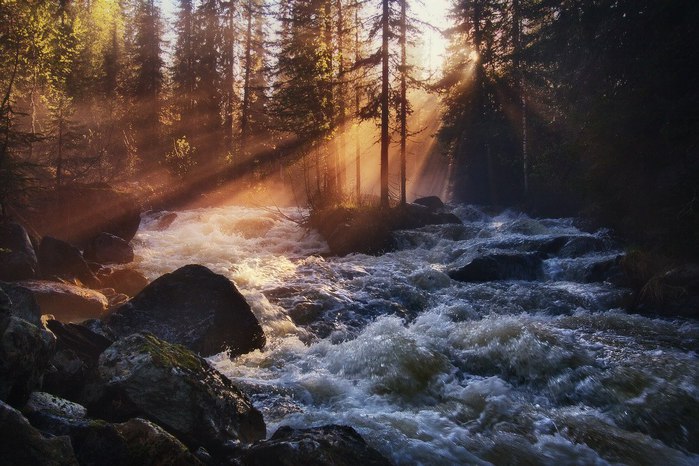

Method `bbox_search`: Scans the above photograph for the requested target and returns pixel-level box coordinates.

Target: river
[131,204,698,465]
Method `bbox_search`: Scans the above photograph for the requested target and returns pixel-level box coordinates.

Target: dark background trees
[1,0,696,258]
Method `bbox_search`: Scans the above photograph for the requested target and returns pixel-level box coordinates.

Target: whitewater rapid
[132,205,699,465]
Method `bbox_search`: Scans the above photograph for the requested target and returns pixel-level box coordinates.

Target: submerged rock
[38,236,99,288]
[84,232,134,265]
[0,314,56,407]
[85,333,265,454]
[106,264,265,357]
[0,400,77,466]
[238,425,392,466]
[449,253,544,282]
[0,221,38,281]
[17,280,109,322]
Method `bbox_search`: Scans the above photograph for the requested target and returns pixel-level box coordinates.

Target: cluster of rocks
[0,184,392,465]
[309,196,461,256]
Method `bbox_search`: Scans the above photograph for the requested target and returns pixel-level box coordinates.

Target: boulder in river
[17,280,109,322]
[449,253,544,282]
[237,425,392,466]
[0,221,38,281]
[1,309,56,407]
[83,232,134,265]
[0,400,77,465]
[38,236,100,288]
[413,196,445,211]
[84,333,265,455]
[106,264,265,357]
[637,264,699,318]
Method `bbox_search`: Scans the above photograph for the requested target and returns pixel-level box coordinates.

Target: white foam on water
[134,204,699,465]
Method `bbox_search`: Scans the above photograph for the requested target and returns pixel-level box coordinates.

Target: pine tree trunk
[380,0,390,208]
[399,0,407,205]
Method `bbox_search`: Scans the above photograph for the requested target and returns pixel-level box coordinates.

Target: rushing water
[132,205,699,465]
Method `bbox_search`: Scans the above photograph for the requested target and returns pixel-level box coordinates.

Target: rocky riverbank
[0,183,392,465]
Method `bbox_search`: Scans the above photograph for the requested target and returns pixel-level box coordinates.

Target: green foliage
[165,136,197,178]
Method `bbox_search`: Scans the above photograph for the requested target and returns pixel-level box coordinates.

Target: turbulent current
[132,205,699,465]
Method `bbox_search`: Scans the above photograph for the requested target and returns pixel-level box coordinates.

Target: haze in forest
[1,0,697,259]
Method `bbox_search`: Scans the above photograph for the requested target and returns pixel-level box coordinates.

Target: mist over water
[133,205,699,465]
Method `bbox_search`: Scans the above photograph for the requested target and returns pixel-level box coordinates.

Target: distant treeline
[1,0,698,258]
[440,0,699,258]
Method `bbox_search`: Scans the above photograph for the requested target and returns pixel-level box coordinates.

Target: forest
[1,0,698,257]
[2,1,699,464]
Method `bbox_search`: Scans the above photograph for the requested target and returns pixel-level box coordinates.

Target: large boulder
[106,264,265,357]
[84,232,134,265]
[42,320,113,401]
[17,280,109,322]
[84,333,265,455]
[21,183,141,247]
[238,425,392,466]
[0,400,77,465]
[0,221,38,281]
[0,281,42,326]
[0,314,56,407]
[100,268,149,297]
[413,196,445,211]
[310,205,461,257]
[449,253,544,282]
[39,236,99,287]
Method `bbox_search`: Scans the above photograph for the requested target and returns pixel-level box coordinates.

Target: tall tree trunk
[241,0,253,153]
[336,0,346,194]
[380,0,390,208]
[354,0,361,201]
[399,0,407,205]
[324,0,337,200]
[223,0,236,155]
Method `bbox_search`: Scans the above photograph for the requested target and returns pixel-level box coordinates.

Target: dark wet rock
[1,315,56,407]
[0,400,77,465]
[310,205,461,256]
[100,268,149,296]
[449,253,544,282]
[413,196,444,211]
[0,281,42,326]
[39,236,100,287]
[84,232,134,265]
[84,333,265,455]
[80,318,117,340]
[17,280,109,322]
[21,183,141,247]
[237,425,392,466]
[106,264,265,357]
[42,320,113,401]
[0,221,38,281]
[23,393,201,466]
[636,264,699,318]
[583,256,627,285]
[154,212,178,230]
